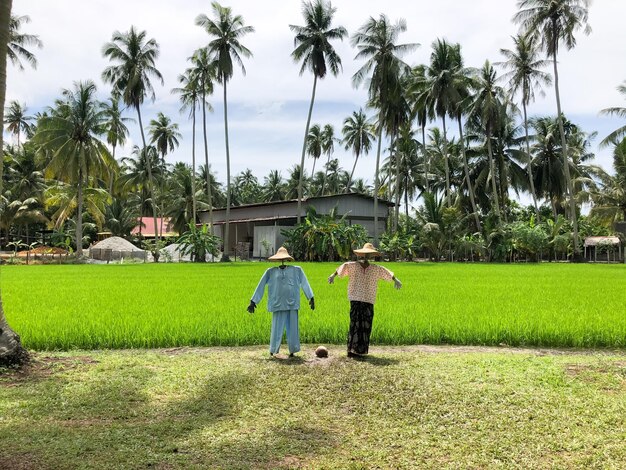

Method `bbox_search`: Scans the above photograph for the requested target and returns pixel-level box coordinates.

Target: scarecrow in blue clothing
[247,247,315,357]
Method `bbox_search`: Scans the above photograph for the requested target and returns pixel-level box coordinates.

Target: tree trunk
[551,36,579,257]
[201,85,213,229]
[458,117,481,232]
[191,102,197,223]
[393,131,401,232]
[297,75,318,224]
[76,170,83,257]
[373,109,384,245]
[311,157,317,183]
[422,123,428,194]
[486,125,501,219]
[0,0,28,367]
[523,101,540,221]
[320,153,330,196]
[108,144,116,196]
[222,75,231,261]
[136,105,160,254]
[442,115,451,206]
[345,151,359,193]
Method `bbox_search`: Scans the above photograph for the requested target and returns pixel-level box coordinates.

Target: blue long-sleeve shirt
[251,265,314,312]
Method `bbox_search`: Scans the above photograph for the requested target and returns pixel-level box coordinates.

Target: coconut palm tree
[149,113,181,163]
[286,164,307,199]
[419,38,462,207]
[105,196,140,238]
[468,61,505,219]
[351,14,417,243]
[101,95,132,163]
[101,95,132,195]
[167,162,210,234]
[172,70,201,222]
[590,138,626,224]
[320,123,338,195]
[7,13,42,71]
[189,47,216,222]
[32,81,115,255]
[45,182,109,237]
[262,170,287,202]
[198,163,224,208]
[101,26,163,245]
[513,0,591,257]
[306,123,324,178]
[599,81,626,147]
[342,108,375,192]
[290,0,347,222]
[0,0,28,367]
[407,64,431,193]
[196,2,254,261]
[4,100,33,146]
[149,112,181,236]
[530,115,570,218]
[497,33,551,220]
[116,145,162,239]
[5,145,46,202]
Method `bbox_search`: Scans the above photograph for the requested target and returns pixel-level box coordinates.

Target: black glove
[309,297,315,310]
[247,300,256,314]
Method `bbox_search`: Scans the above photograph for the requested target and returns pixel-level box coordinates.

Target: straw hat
[353,242,380,257]
[268,246,294,261]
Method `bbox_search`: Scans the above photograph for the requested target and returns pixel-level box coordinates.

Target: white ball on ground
[315,346,329,358]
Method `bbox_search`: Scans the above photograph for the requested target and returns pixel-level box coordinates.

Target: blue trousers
[270,310,300,354]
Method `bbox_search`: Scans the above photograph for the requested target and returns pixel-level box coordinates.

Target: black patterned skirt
[347,301,375,355]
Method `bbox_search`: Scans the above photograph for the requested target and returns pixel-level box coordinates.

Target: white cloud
[6,0,626,191]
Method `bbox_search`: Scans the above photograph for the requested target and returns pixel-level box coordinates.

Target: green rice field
[1,262,625,350]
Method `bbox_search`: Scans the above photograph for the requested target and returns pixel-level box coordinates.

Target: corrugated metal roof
[131,217,177,237]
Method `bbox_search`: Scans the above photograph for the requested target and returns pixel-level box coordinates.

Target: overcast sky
[6,0,626,198]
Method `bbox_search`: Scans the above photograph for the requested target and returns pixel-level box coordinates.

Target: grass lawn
[2,262,626,350]
[1,346,624,469]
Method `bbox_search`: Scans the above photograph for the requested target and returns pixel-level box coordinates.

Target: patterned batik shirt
[336,262,393,305]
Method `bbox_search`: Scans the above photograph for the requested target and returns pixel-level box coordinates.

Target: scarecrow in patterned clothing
[248,247,314,357]
[328,243,402,357]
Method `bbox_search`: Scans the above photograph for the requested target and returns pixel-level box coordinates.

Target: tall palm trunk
[486,125,501,219]
[311,157,318,181]
[191,102,197,222]
[201,84,213,228]
[522,102,540,221]
[320,153,330,196]
[373,108,384,245]
[297,75,318,223]
[0,0,28,367]
[76,170,83,256]
[393,131,401,232]
[346,151,360,193]
[421,123,428,193]
[458,117,481,232]
[551,30,579,257]
[222,75,232,261]
[404,174,409,219]
[442,115,451,206]
[108,144,116,196]
[136,105,160,249]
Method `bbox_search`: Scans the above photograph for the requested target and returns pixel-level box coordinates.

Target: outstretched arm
[392,275,402,290]
[249,269,270,311]
[298,267,314,300]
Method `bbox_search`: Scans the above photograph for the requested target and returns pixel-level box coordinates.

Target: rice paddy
[1,262,625,350]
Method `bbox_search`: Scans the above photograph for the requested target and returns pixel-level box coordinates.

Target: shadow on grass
[0,354,339,468]
[349,355,400,366]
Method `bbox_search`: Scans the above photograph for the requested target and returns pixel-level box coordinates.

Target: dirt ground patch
[0,354,99,386]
